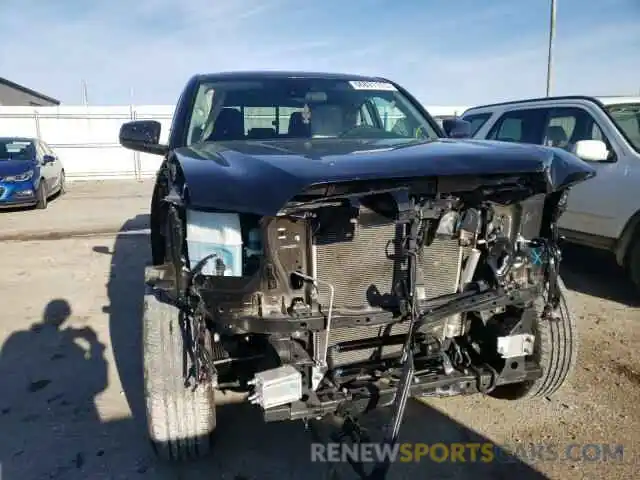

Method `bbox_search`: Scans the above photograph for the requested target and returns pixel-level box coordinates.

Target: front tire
[490,277,577,400]
[143,286,216,461]
[35,181,48,209]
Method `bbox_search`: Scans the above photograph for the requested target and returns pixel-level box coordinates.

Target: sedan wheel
[35,182,48,209]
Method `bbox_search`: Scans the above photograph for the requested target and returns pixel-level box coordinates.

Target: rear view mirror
[42,154,56,164]
[119,120,168,155]
[442,118,471,139]
[572,140,610,162]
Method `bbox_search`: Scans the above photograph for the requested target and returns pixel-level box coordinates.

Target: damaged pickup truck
[119,72,595,473]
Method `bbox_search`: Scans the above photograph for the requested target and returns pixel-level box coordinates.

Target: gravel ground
[0,179,153,241]
[0,180,638,480]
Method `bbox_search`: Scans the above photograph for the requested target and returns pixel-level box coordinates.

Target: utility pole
[546,0,557,97]
[81,80,88,106]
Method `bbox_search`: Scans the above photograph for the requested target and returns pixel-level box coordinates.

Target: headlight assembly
[3,170,34,182]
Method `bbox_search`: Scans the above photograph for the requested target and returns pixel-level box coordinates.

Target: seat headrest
[545,125,568,147]
[209,108,245,141]
[311,105,344,136]
[288,111,310,137]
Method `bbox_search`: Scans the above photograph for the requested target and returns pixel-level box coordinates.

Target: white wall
[0,104,468,180]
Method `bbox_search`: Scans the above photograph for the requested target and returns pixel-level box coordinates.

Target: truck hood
[174,138,596,215]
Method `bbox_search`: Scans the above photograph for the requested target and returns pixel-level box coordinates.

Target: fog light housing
[14,189,34,197]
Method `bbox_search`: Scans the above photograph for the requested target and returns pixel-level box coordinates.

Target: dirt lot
[0,180,638,480]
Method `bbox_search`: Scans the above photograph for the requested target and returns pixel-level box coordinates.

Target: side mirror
[119,120,168,155]
[572,139,610,162]
[442,118,472,139]
[42,154,56,164]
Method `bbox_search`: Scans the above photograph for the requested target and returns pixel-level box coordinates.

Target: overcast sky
[1,0,638,106]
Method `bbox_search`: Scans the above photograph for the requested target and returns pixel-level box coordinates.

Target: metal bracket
[497,333,535,358]
[393,189,414,224]
[311,365,326,391]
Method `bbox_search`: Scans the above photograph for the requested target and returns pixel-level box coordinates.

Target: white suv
[461,96,640,290]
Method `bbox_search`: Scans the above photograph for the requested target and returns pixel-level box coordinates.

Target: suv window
[542,107,613,159]
[487,108,546,144]
[461,113,492,136]
[605,103,640,153]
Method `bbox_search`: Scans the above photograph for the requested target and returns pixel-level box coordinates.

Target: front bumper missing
[146,263,540,335]
[263,360,543,422]
[195,280,540,334]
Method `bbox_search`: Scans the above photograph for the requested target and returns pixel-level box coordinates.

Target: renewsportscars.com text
[310,442,626,464]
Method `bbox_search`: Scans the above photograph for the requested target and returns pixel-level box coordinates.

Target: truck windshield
[185,78,440,145]
[605,103,640,153]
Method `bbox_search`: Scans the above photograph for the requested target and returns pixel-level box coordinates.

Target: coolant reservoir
[185,209,243,276]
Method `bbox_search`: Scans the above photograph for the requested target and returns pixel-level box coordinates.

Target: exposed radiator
[313,206,463,366]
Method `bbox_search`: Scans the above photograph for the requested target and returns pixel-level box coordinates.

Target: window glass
[487,108,546,144]
[496,117,522,142]
[243,106,276,138]
[544,115,575,148]
[35,141,47,159]
[184,78,441,145]
[356,103,375,127]
[0,139,36,161]
[371,97,414,137]
[187,86,216,145]
[605,103,640,153]
[542,107,613,159]
[41,142,54,156]
[461,113,492,136]
[278,107,304,134]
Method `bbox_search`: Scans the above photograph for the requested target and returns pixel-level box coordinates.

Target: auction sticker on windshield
[349,80,397,91]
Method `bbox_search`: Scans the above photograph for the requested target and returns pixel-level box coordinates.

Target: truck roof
[194,71,392,83]
[462,95,640,115]
[595,95,640,105]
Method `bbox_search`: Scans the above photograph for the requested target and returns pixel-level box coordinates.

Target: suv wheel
[490,277,577,400]
[627,236,640,292]
[143,286,216,460]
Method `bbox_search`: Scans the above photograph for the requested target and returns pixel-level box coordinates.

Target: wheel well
[150,179,167,265]
[150,158,189,266]
[615,210,640,266]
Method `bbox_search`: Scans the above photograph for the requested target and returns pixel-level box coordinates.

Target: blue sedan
[0,137,65,209]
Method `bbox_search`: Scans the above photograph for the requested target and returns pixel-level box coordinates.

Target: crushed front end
[145,162,580,478]
[149,168,570,420]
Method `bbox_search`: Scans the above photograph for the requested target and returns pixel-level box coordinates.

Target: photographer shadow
[0,298,119,479]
